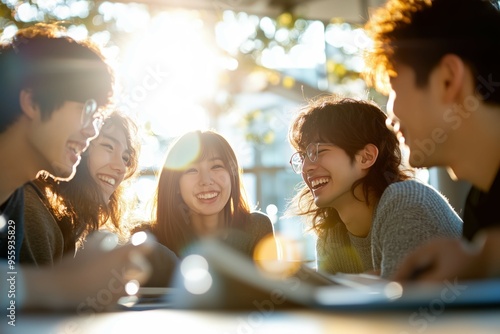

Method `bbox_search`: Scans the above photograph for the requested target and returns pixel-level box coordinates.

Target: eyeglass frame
[289,142,334,174]
[80,99,104,133]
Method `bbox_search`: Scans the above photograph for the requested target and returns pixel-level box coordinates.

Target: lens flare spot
[384,281,403,300]
[125,279,140,295]
[163,132,201,170]
[253,234,302,278]
[99,233,119,251]
[181,254,208,275]
[131,231,148,246]
[181,255,213,295]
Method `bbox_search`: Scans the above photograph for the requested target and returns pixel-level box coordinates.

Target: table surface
[3,306,500,334]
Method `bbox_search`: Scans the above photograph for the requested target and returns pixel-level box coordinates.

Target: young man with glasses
[0,23,153,312]
[286,96,462,278]
[363,0,500,281]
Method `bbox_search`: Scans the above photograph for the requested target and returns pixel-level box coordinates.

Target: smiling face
[179,153,232,221]
[30,100,100,181]
[302,144,365,209]
[86,124,130,201]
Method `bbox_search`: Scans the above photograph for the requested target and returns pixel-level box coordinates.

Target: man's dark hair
[364,0,500,106]
[0,23,114,133]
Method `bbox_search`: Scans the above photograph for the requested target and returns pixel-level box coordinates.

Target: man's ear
[357,144,378,169]
[436,54,466,104]
[19,89,40,120]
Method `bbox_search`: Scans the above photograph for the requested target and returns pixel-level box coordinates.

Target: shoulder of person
[249,211,272,225]
[380,179,447,205]
[375,180,462,228]
[245,211,274,236]
[23,182,54,219]
[130,221,155,235]
[24,181,45,201]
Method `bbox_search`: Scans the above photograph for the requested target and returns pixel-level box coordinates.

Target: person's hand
[392,236,486,282]
[23,231,154,311]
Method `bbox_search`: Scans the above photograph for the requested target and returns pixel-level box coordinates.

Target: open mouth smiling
[97,174,117,187]
[196,192,219,200]
[310,177,330,190]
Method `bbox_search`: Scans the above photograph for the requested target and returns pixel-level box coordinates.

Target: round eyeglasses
[81,99,97,127]
[289,142,332,174]
[81,99,104,132]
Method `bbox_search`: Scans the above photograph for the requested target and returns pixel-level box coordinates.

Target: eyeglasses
[289,142,332,174]
[80,99,104,132]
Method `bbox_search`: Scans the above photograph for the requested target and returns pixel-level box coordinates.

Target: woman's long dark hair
[286,95,413,235]
[151,130,251,257]
[36,111,139,253]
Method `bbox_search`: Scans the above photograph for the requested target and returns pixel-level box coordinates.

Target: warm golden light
[253,233,303,279]
[117,10,224,138]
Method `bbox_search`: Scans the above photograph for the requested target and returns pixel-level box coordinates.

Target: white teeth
[311,177,329,188]
[98,175,116,186]
[197,192,218,200]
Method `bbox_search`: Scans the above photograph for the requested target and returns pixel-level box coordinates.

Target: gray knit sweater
[317,180,463,278]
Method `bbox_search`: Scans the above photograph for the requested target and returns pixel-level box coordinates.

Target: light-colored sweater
[317,180,463,278]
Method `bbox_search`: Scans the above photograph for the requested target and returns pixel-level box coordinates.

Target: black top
[463,168,500,241]
[0,187,25,263]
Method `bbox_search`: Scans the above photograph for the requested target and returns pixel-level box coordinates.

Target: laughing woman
[286,96,463,278]
[139,130,275,259]
[20,111,141,265]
